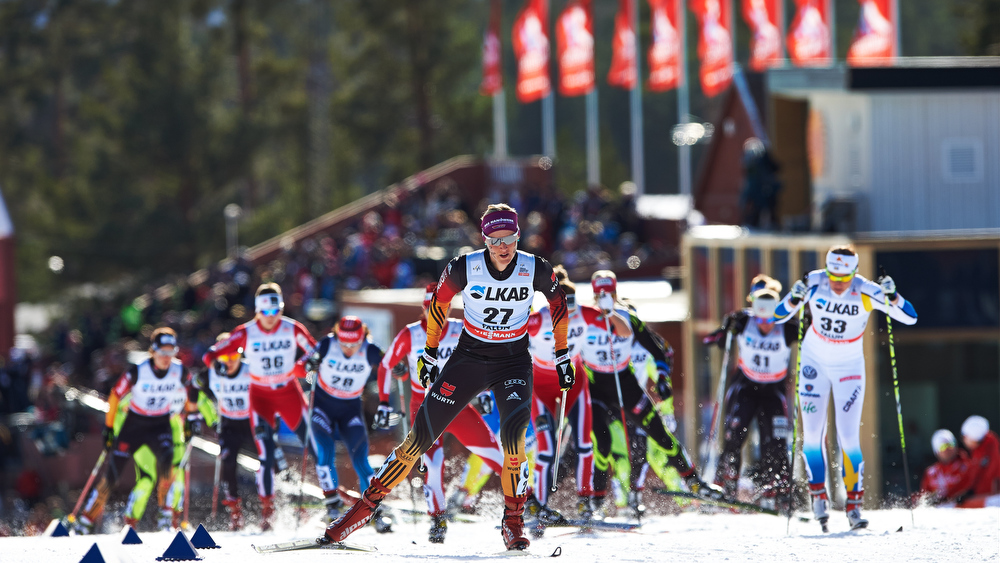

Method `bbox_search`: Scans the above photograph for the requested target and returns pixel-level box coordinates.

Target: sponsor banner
[512,0,552,103]
[787,0,832,66]
[691,0,733,97]
[846,0,896,66]
[480,0,504,95]
[608,0,637,89]
[742,0,782,71]
[556,0,595,96]
[647,0,681,92]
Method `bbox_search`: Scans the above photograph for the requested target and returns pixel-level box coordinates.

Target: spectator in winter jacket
[960,415,1000,497]
[919,429,974,505]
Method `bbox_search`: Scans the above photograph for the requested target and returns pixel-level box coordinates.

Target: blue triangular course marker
[189,524,220,549]
[120,525,142,544]
[155,530,201,561]
[45,519,70,537]
[80,543,107,563]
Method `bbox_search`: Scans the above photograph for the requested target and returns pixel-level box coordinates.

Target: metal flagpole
[630,0,645,194]
[678,0,691,196]
[586,89,600,186]
[828,0,836,64]
[493,90,508,159]
[542,93,556,158]
[891,0,901,59]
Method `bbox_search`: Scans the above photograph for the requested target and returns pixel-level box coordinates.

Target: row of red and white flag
[483,0,898,101]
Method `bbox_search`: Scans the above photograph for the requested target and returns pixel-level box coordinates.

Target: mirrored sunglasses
[825,269,855,283]
[153,346,178,357]
[259,307,282,317]
[340,341,360,349]
[483,232,519,246]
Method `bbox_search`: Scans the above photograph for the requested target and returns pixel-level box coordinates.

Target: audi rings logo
[802,366,818,380]
[504,379,526,387]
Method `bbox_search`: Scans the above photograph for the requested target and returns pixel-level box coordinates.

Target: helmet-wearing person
[918,429,974,506]
[774,245,917,530]
[582,270,720,521]
[374,284,505,543]
[703,274,797,509]
[301,316,385,523]
[202,283,318,530]
[77,328,198,533]
[958,415,1000,499]
[191,332,259,530]
[524,265,594,533]
[325,203,572,552]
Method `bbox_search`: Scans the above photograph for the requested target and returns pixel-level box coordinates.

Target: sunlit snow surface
[3,506,997,563]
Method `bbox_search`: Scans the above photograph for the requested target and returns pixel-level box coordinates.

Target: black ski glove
[555,349,575,391]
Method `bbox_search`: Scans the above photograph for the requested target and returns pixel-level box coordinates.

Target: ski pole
[179,439,195,528]
[210,413,223,519]
[787,302,806,534]
[881,266,914,527]
[550,389,569,493]
[705,330,733,482]
[211,439,222,519]
[68,449,108,524]
[297,367,319,530]
[396,377,421,521]
[602,308,630,468]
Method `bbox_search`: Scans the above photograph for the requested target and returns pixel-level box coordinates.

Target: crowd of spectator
[0,178,668,534]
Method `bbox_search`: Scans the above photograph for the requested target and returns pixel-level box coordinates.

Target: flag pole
[630,0,645,195]
[494,89,508,159]
[891,0,900,60]
[678,0,691,196]
[586,89,600,185]
[828,0,836,64]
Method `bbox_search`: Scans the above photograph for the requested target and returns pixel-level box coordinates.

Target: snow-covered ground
[3,505,997,563]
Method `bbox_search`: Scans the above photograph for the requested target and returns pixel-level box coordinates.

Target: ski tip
[896,526,903,533]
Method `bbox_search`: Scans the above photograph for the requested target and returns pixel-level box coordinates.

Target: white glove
[880,275,897,300]
[597,292,615,314]
[789,280,808,302]
[372,403,393,429]
[662,413,677,433]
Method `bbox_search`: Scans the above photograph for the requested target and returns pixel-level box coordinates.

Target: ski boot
[846,492,868,530]
[222,498,244,531]
[627,490,646,520]
[324,478,390,543]
[524,492,542,519]
[123,516,139,530]
[71,515,96,535]
[577,496,595,521]
[500,495,530,551]
[323,492,346,523]
[260,495,275,532]
[685,473,726,501]
[447,488,469,514]
[428,512,447,543]
[157,509,174,531]
[537,504,566,525]
[809,486,830,533]
[371,506,393,534]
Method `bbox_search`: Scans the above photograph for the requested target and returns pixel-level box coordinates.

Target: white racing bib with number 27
[462,250,536,343]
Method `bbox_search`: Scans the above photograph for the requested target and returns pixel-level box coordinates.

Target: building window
[941,138,984,184]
